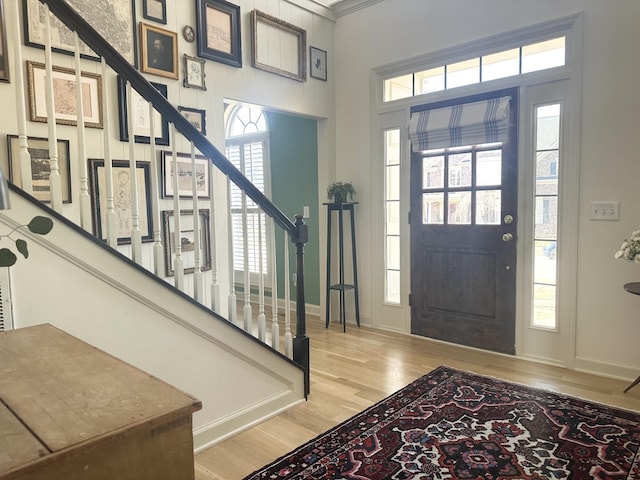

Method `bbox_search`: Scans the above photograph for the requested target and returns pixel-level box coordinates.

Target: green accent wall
[266,111,320,306]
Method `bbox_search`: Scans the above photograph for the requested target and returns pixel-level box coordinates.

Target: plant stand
[324,202,360,331]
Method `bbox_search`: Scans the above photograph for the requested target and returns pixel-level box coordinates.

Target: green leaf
[27,216,53,235]
[16,239,28,259]
[0,248,17,267]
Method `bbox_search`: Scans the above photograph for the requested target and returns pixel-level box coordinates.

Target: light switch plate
[589,201,619,221]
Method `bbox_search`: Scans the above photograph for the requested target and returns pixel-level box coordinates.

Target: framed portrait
[0,0,9,82]
[117,75,169,145]
[88,159,153,245]
[183,54,207,90]
[162,209,212,276]
[27,61,103,128]
[310,46,327,81]
[143,0,166,24]
[196,0,242,68]
[251,10,307,82]
[161,150,210,199]
[7,135,72,204]
[178,106,207,135]
[23,0,137,65]
[140,22,178,79]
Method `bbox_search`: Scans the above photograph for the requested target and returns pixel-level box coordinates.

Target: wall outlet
[589,201,619,221]
[303,206,310,218]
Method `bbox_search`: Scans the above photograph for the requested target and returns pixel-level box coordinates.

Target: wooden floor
[194,315,640,480]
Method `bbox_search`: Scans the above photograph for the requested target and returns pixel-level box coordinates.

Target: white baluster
[191,143,204,301]
[10,1,33,195]
[242,191,252,333]
[270,218,280,351]
[171,126,184,290]
[101,59,117,247]
[284,237,293,359]
[43,5,63,212]
[126,82,142,263]
[257,211,266,342]
[147,101,163,275]
[73,33,91,231]
[227,178,237,324]
[210,163,220,313]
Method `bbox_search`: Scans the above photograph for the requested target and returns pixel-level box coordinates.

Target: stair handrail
[39,0,310,395]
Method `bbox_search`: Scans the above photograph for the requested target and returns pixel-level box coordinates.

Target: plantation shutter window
[409,96,511,151]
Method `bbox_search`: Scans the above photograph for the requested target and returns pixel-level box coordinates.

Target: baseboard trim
[574,356,639,383]
[193,392,305,452]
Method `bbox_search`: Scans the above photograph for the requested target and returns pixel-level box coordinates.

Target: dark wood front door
[410,90,518,354]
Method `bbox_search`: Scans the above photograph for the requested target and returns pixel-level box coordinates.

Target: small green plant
[0,216,53,267]
[327,181,356,204]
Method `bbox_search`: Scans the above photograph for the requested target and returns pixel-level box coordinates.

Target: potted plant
[327,181,356,204]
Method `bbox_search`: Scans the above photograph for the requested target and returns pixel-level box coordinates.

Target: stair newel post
[293,214,310,397]
[126,82,142,263]
[191,143,204,302]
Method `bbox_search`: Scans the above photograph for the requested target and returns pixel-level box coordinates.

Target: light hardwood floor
[194,315,640,480]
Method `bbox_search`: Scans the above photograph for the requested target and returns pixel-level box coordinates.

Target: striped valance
[409,96,511,152]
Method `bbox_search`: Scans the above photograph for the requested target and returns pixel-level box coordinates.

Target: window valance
[409,96,511,152]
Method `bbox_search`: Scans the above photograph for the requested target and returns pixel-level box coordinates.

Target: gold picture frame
[251,10,307,82]
[140,22,178,79]
[26,61,103,128]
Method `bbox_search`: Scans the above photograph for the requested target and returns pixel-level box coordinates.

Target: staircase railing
[17,0,309,395]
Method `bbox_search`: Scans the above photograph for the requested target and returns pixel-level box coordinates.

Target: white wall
[333,0,640,379]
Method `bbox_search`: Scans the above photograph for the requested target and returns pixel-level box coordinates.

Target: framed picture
[143,0,166,24]
[310,46,327,81]
[7,135,72,204]
[27,61,103,128]
[0,0,9,82]
[162,209,212,276]
[178,106,207,135]
[88,159,153,245]
[251,10,306,82]
[183,54,207,90]
[23,0,137,65]
[140,22,178,79]
[117,75,169,145]
[161,150,210,198]
[196,0,242,68]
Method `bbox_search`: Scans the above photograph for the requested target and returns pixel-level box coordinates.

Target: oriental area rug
[244,366,640,479]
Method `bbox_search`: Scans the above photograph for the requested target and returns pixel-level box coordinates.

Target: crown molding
[332,0,384,17]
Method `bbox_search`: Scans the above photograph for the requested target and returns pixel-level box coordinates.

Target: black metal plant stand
[324,202,360,331]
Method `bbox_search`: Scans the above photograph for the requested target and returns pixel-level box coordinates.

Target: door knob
[502,233,513,242]
[503,214,513,224]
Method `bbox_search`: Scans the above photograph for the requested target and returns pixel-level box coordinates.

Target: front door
[410,90,518,354]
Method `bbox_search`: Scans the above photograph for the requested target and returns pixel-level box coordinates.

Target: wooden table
[623,282,640,393]
[0,324,202,480]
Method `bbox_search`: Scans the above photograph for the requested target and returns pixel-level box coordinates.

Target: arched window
[225,104,270,276]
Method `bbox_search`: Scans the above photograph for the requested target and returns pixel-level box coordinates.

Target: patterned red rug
[244,366,640,479]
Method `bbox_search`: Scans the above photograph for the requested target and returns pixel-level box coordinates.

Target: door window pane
[536,151,558,195]
[447,58,480,89]
[476,190,501,225]
[386,235,400,270]
[423,156,444,188]
[522,37,565,74]
[386,164,400,200]
[532,284,557,328]
[415,67,445,95]
[448,153,472,187]
[384,74,413,102]
[386,200,400,235]
[423,192,444,224]
[476,149,502,186]
[536,104,560,149]
[385,270,400,304]
[447,191,471,224]
[534,196,557,239]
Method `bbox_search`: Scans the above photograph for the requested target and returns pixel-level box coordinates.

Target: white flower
[615,228,640,263]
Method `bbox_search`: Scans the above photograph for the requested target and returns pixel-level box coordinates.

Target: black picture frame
[0,0,9,82]
[23,0,138,65]
[7,135,72,204]
[310,46,327,81]
[140,22,179,79]
[196,0,242,68]
[117,75,169,145]
[160,150,210,199]
[143,0,167,24]
[88,159,153,245]
[178,106,207,136]
[162,209,212,276]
